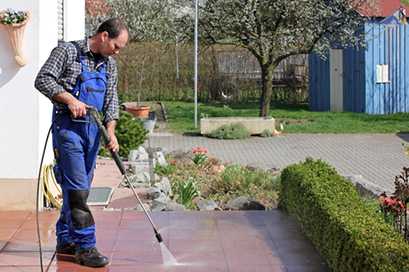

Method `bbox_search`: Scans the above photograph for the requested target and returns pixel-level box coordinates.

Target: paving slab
[149,133,409,193]
[0,210,328,271]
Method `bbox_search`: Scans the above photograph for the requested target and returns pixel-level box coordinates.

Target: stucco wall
[0,0,84,209]
[64,0,85,41]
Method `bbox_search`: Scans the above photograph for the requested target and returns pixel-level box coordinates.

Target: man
[35,18,128,267]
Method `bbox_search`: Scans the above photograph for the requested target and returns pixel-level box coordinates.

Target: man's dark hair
[96,18,128,39]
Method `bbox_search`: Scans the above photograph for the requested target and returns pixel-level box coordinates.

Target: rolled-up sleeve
[103,59,119,124]
[34,46,68,101]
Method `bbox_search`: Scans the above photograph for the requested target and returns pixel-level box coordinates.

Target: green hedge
[279,158,409,272]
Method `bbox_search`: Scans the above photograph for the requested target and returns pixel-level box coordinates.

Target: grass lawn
[164,101,409,134]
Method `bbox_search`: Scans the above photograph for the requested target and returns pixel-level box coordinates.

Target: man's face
[99,30,128,57]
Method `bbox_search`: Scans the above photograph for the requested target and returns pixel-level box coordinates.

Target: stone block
[200,117,275,135]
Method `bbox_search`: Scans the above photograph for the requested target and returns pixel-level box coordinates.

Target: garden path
[149,133,409,193]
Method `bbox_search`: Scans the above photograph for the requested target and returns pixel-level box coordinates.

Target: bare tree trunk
[209,45,219,102]
[123,68,129,92]
[259,65,274,117]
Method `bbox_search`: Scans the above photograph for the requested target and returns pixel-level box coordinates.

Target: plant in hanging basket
[0,9,29,25]
[0,9,30,66]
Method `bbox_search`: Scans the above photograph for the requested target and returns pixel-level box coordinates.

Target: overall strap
[71,41,82,62]
[71,41,89,72]
[71,41,107,73]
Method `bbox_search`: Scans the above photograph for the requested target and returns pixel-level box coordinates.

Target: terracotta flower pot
[126,105,150,119]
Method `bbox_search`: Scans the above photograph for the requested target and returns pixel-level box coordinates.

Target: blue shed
[309,8,409,114]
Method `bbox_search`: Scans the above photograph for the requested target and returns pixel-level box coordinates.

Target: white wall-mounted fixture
[376,64,390,83]
[0,11,30,66]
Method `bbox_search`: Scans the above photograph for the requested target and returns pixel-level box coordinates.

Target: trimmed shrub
[208,123,250,139]
[279,158,409,272]
[99,111,148,158]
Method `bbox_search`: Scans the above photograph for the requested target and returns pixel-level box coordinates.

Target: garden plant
[379,167,409,242]
[155,147,280,210]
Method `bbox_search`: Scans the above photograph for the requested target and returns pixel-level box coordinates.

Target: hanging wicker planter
[0,10,30,67]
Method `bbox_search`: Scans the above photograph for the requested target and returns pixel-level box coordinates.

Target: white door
[330,49,343,112]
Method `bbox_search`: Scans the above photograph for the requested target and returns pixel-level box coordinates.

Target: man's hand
[106,133,119,153]
[52,91,87,118]
[68,99,88,118]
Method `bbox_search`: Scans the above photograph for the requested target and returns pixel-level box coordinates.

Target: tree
[86,0,186,94]
[178,0,371,116]
[86,0,185,42]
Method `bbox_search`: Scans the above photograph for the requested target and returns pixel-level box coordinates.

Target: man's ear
[101,31,109,42]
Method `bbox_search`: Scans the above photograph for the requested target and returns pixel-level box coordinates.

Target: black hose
[36,124,53,272]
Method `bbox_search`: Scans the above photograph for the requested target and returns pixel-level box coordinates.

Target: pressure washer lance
[88,108,163,244]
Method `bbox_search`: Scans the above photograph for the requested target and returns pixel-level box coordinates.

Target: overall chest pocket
[78,71,107,111]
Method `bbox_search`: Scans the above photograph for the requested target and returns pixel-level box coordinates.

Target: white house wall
[64,0,85,41]
[0,0,84,209]
[0,0,44,179]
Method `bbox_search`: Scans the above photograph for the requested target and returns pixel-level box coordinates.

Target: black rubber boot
[75,247,109,267]
[56,243,76,255]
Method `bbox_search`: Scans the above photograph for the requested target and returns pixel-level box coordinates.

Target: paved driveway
[150,133,409,193]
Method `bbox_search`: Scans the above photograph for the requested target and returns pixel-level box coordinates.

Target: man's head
[92,18,129,57]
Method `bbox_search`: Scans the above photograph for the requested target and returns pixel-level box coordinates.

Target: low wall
[200,117,275,135]
[0,179,37,210]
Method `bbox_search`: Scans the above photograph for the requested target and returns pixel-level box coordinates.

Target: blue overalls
[52,43,107,250]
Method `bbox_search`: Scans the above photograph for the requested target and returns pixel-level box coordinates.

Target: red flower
[383,197,396,207]
[381,196,406,214]
[192,146,208,154]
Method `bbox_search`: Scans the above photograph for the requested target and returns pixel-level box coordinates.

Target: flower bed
[279,158,409,272]
[154,147,280,210]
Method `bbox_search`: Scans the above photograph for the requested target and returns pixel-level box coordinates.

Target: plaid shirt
[34,39,119,123]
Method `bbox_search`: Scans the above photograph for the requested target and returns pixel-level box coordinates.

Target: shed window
[376,64,389,83]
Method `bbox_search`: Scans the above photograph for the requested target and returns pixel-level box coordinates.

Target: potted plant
[0,9,30,66]
[122,102,150,119]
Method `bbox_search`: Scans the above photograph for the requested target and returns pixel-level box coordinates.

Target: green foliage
[192,153,208,165]
[0,9,29,25]
[207,164,280,207]
[154,163,176,176]
[279,158,409,272]
[163,154,280,209]
[208,123,250,139]
[214,165,279,193]
[173,178,200,209]
[260,129,273,137]
[100,111,148,158]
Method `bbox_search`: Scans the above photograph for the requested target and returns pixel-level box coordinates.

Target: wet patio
[0,209,327,272]
[0,158,328,271]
